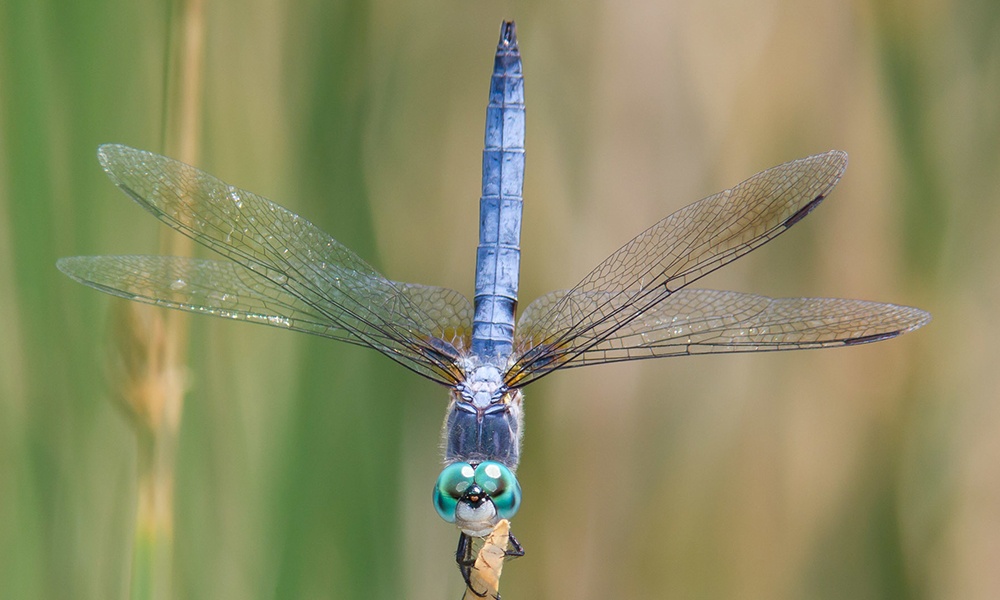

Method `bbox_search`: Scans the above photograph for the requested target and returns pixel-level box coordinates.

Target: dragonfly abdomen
[472,21,525,362]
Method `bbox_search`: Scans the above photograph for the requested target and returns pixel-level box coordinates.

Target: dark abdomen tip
[500,21,517,46]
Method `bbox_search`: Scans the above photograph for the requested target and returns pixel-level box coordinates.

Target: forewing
[509,151,852,385]
[75,145,471,385]
[510,288,929,383]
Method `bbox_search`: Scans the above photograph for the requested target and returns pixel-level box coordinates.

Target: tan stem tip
[463,519,511,600]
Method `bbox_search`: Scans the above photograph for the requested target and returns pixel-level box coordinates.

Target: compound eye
[474,461,522,519]
[432,463,475,522]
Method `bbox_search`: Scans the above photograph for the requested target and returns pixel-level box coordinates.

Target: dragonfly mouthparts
[462,484,486,506]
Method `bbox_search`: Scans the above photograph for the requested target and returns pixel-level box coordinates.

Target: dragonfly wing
[511,288,929,382]
[58,255,471,384]
[509,151,865,385]
[79,145,472,385]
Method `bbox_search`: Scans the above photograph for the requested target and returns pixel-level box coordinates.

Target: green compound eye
[474,461,522,519]
[433,462,476,523]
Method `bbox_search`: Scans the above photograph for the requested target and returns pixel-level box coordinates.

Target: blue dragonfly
[58,21,930,594]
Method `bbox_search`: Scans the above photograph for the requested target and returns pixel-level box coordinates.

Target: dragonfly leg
[454,530,525,599]
[504,532,525,560]
[456,533,490,598]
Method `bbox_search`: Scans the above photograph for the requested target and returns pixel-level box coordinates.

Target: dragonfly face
[57,19,930,593]
[434,461,522,536]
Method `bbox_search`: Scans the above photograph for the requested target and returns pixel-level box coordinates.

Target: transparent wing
[510,288,929,382]
[56,256,472,379]
[64,144,472,385]
[509,151,866,385]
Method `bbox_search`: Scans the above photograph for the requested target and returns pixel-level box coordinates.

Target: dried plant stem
[130,425,176,600]
[463,519,511,600]
[118,0,205,599]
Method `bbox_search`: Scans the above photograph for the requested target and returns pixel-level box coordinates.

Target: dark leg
[454,530,526,599]
[505,532,525,560]
[455,533,489,598]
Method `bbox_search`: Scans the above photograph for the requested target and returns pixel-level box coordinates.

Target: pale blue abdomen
[472,22,524,363]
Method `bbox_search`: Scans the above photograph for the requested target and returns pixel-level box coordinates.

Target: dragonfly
[58,20,930,596]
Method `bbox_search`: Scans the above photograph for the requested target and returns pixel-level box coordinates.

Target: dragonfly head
[433,461,522,536]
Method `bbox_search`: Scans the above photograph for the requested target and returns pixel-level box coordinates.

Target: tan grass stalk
[463,519,511,600]
[114,0,205,598]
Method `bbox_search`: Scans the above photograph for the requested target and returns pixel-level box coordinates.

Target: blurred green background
[2,0,998,598]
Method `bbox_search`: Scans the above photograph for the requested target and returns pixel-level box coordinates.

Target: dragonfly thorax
[444,363,524,470]
[459,364,506,408]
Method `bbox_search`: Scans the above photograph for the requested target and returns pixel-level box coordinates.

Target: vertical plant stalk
[114,0,205,598]
[463,519,511,600]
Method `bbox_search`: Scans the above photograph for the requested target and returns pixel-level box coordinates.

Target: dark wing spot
[843,331,901,346]
[783,194,826,229]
